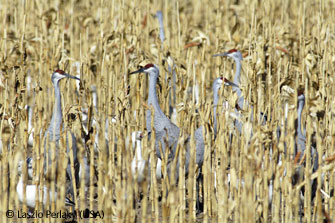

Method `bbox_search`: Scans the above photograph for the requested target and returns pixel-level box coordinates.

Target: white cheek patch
[54,73,66,79]
[145,67,156,73]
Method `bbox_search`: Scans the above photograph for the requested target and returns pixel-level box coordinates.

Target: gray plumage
[296,94,306,154]
[155,11,177,121]
[214,49,244,109]
[296,93,318,172]
[292,93,319,211]
[130,64,180,161]
[184,77,223,175]
[156,11,165,43]
[214,50,245,133]
[215,50,267,133]
[212,77,224,137]
[184,126,205,176]
[130,65,222,182]
[184,77,223,211]
[44,70,80,196]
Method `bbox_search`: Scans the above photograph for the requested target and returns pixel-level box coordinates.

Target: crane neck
[92,90,98,113]
[135,140,143,160]
[213,88,219,137]
[47,81,63,138]
[147,73,165,119]
[233,58,242,86]
[27,106,33,131]
[297,98,305,137]
[17,176,23,189]
[16,174,26,196]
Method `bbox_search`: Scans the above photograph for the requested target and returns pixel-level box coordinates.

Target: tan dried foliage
[0,0,334,222]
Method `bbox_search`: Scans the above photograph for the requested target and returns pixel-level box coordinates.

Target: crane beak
[213,52,228,57]
[65,73,80,81]
[129,67,145,75]
[223,78,239,87]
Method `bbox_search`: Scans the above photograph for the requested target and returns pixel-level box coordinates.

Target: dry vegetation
[0,0,335,222]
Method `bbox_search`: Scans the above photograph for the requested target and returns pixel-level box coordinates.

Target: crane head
[137,132,144,140]
[129,64,159,76]
[213,77,223,86]
[131,131,144,149]
[51,69,80,84]
[297,89,304,96]
[213,49,243,61]
[131,131,144,141]
[17,157,34,179]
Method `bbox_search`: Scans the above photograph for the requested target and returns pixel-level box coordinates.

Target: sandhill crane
[214,49,267,118]
[289,92,320,222]
[129,64,228,163]
[184,77,223,173]
[293,92,319,174]
[214,49,244,110]
[213,50,247,135]
[155,11,179,124]
[294,92,319,185]
[130,65,231,215]
[130,64,180,161]
[44,69,80,197]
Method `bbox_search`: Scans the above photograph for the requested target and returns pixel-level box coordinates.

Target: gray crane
[130,64,180,161]
[212,77,225,137]
[130,65,225,212]
[215,50,267,130]
[296,93,307,155]
[214,49,244,109]
[155,11,178,124]
[185,77,223,212]
[293,92,319,222]
[130,64,225,167]
[185,77,223,171]
[296,93,306,155]
[213,49,245,134]
[295,93,318,176]
[44,69,80,197]
[156,11,165,43]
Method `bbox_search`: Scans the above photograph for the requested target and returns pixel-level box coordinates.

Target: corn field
[0,0,335,222]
